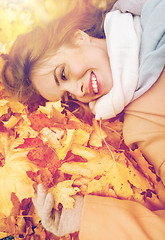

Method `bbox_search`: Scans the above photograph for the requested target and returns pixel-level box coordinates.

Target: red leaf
[20,198,33,216]
[27,143,61,169]
[48,161,62,175]
[27,148,47,167]
[39,169,54,188]
[26,170,40,183]
[28,112,54,131]
[27,147,44,160]
[16,136,44,149]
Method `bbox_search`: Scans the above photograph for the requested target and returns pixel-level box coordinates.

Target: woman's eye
[61,68,67,80]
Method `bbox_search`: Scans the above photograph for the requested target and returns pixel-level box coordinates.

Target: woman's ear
[72,30,91,45]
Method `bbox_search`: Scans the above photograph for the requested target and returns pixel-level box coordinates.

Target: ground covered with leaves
[0,0,165,240]
[0,89,165,239]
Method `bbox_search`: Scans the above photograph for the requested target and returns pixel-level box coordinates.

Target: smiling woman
[1,0,165,239]
[31,31,113,103]
[2,0,114,105]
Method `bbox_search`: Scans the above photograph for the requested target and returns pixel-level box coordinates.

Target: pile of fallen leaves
[0,92,165,239]
[0,1,165,240]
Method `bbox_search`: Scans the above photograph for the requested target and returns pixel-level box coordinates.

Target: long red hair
[1,0,116,105]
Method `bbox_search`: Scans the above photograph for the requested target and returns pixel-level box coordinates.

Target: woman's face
[32,31,113,103]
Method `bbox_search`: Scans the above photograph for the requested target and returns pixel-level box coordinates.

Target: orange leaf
[10,192,21,217]
[11,192,20,210]
[28,112,54,131]
[16,136,43,148]
[51,106,66,124]
[26,140,62,173]
[26,170,40,184]
[39,169,54,188]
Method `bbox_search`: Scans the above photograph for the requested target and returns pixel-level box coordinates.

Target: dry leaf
[50,180,80,210]
[0,136,38,216]
[0,1,165,238]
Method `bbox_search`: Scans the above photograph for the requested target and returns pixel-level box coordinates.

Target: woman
[1,0,165,239]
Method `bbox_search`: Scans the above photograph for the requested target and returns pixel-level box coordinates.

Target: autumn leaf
[17,136,44,149]
[0,133,38,217]
[56,129,75,160]
[40,127,63,149]
[1,1,165,238]
[28,112,54,131]
[10,192,21,217]
[129,149,165,207]
[73,128,90,146]
[27,140,61,170]
[0,150,37,216]
[101,118,123,149]
[89,119,107,147]
[51,105,67,124]
[50,180,80,210]
[0,100,10,117]
[39,101,64,118]
[60,146,113,179]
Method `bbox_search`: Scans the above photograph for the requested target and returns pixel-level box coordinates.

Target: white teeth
[92,75,96,81]
[91,73,98,93]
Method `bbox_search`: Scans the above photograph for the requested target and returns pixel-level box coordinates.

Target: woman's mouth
[89,72,101,95]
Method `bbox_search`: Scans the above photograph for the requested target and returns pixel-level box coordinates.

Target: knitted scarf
[89,10,142,120]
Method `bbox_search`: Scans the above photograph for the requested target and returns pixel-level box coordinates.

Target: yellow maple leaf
[15,114,38,140]
[50,180,79,210]
[56,129,75,160]
[89,119,107,147]
[71,144,96,159]
[39,101,63,118]
[130,149,165,206]
[40,127,62,149]
[87,152,159,204]
[88,162,134,199]
[60,146,114,178]
[73,128,90,146]
[0,134,38,216]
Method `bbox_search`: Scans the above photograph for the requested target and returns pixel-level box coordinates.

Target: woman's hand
[32,184,84,237]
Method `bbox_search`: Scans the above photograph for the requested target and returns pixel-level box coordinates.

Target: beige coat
[79,68,165,240]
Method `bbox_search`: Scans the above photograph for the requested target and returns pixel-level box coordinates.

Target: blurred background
[0,0,113,53]
[0,0,116,91]
[0,0,78,53]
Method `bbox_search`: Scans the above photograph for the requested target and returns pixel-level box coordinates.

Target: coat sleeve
[79,68,164,239]
[79,195,165,240]
[79,62,165,240]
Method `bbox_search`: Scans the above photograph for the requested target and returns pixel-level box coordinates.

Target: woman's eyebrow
[54,67,60,86]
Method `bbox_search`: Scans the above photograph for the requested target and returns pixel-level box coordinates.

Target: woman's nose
[75,80,85,97]
[67,80,85,98]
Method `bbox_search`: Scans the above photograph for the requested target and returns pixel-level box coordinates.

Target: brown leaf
[51,106,67,124]
[10,192,21,217]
